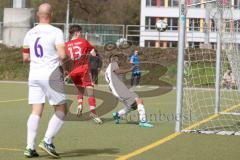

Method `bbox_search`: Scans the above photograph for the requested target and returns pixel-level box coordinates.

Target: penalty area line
[0,147,23,152]
[0,98,27,103]
[116,104,240,160]
[116,132,181,160]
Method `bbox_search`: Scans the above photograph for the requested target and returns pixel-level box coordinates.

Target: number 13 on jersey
[67,46,82,60]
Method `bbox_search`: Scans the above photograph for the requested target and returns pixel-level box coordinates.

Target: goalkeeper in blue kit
[130,50,141,87]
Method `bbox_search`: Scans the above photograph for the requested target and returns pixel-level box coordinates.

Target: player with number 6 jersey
[23,23,67,106]
[23,24,65,79]
[22,3,67,158]
[65,25,102,124]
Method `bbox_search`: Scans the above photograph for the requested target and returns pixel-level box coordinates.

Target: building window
[189,42,200,48]
[168,41,178,48]
[145,17,155,30]
[190,0,201,8]
[234,20,240,32]
[237,43,240,50]
[160,0,165,7]
[210,42,217,49]
[210,19,217,32]
[168,18,178,31]
[159,41,164,47]
[145,40,156,47]
[168,0,178,7]
[189,18,201,31]
[233,0,240,9]
[224,19,231,32]
[145,17,157,30]
[146,0,157,6]
[234,0,237,8]
[224,19,238,33]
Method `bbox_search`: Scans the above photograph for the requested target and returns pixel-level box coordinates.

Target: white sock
[44,111,65,144]
[137,104,147,122]
[27,114,40,150]
[118,107,131,117]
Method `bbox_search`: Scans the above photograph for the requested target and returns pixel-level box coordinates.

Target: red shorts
[69,67,93,87]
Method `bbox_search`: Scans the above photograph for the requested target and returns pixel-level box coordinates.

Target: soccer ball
[156,20,168,32]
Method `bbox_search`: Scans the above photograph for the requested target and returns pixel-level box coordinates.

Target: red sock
[88,97,96,114]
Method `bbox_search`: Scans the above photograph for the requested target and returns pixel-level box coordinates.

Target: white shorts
[28,68,66,105]
[108,82,138,108]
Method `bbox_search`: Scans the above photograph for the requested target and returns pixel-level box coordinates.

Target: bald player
[23,3,67,158]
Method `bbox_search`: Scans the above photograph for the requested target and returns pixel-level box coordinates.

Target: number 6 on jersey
[34,37,44,58]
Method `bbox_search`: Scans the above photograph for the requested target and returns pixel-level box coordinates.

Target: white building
[140,0,240,48]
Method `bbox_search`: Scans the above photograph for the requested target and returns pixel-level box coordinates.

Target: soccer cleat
[89,113,103,124]
[112,112,120,124]
[24,147,39,158]
[38,140,59,158]
[139,122,154,128]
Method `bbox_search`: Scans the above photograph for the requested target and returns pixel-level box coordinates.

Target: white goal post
[176,0,240,135]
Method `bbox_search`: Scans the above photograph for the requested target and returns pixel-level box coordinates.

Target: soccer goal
[176,0,240,135]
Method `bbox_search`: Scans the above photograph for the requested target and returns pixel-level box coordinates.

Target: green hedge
[0,44,29,80]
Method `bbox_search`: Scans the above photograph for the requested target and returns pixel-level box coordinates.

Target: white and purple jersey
[23,24,65,80]
[23,24,66,105]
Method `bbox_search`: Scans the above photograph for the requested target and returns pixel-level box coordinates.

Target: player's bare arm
[114,67,133,74]
[56,44,68,74]
[90,49,96,57]
[22,46,30,62]
[56,44,66,61]
[130,59,134,64]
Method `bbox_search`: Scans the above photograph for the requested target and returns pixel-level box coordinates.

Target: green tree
[1,0,140,25]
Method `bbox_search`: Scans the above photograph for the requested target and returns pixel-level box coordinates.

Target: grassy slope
[0,45,178,85]
[0,45,29,80]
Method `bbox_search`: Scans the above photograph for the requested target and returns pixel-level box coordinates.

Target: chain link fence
[34,23,125,46]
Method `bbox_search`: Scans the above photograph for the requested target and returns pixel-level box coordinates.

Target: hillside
[0,44,179,85]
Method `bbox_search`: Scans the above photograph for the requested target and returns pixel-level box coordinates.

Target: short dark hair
[109,54,120,62]
[69,25,82,34]
[109,53,127,63]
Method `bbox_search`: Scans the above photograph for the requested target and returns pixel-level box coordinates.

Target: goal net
[181,0,240,135]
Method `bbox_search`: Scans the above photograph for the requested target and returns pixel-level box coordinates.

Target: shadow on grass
[60,148,119,158]
[100,117,140,125]
[100,117,115,123]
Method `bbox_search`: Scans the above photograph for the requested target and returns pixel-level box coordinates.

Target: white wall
[3,8,35,47]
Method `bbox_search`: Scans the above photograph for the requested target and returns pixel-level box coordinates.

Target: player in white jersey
[22,3,67,158]
[105,54,153,128]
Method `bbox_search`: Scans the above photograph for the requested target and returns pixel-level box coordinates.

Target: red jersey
[65,38,94,72]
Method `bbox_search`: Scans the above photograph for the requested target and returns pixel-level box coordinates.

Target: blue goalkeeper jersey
[130,54,140,74]
[130,54,139,65]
